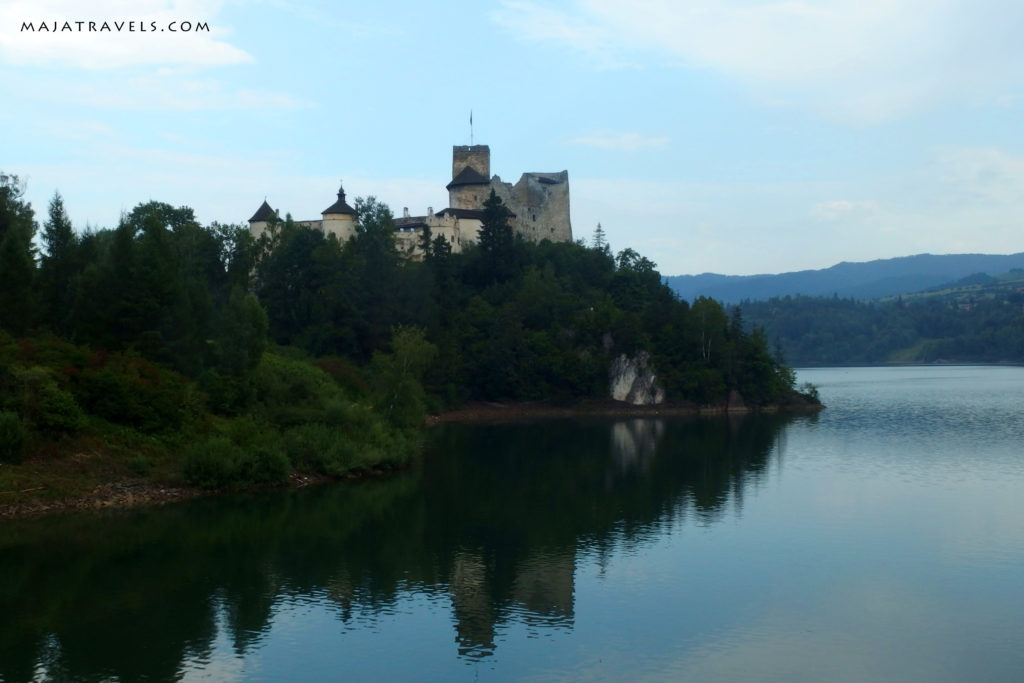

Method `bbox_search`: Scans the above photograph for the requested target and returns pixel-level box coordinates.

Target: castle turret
[448,145,491,209]
[249,199,277,239]
[321,182,357,241]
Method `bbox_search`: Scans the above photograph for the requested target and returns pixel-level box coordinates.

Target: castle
[248,145,572,255]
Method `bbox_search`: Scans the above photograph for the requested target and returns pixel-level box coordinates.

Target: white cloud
[568,130,670,151]
[811,199,879,221]
[80,76,305,111]
[934,146,1024,205]
[5,68,304,110]
[493,0,1024,123]
[491,1,613,61]
[0,0,250,69]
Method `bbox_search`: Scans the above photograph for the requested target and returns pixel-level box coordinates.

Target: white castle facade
[248,145,572,256]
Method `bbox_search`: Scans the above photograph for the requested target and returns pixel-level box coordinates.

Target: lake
[2,365,1023,681]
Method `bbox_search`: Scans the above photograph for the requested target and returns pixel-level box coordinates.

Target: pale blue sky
[3,0,1024,275]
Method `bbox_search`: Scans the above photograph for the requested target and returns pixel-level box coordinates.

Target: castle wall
[394,213,477,259]
[490,171,572,243]
[450,184,488,210]
[250,219,323,240]
[250,220,271,240]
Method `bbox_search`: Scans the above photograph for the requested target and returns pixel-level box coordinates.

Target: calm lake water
[2,365,1024,682]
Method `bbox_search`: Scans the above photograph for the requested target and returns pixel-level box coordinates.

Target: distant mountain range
[664,253,1024,304]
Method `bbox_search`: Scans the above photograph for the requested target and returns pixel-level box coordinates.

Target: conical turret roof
[249,199,276,222]
[322,183,357,215]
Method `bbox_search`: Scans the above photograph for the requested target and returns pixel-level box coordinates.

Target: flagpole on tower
[470,109,474,145]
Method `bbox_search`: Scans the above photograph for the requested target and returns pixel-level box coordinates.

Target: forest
[0,172,809,491]
[742,283,1024,365]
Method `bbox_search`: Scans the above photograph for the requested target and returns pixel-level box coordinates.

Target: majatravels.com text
[21,20,210,33]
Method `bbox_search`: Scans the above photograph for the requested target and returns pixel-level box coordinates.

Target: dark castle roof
[445,166,490,190]
[395,216,429,231]
[322,184,356,215]
[249,200,276,222]
[434,208,486,220]
[434,207,515,220]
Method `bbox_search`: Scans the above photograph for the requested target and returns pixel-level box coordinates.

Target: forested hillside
[742,274,1024,365]
[1,172,810,495]
[251,192,803,409]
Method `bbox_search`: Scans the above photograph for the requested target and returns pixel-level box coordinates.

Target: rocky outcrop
[608,352,665,405]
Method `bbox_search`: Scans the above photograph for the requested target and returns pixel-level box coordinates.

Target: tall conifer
[38,191,79,333]
[0,173,37,334]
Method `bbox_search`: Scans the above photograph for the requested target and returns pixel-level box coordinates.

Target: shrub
[797,382,821,404]
[14,366,85,435]
[283,423,358,476]
[76,354,187,432]
[312,356,371,395]
[0,411,27,463]
[182,433,289,490]
[255,353,338,408]
[182,437,242,489]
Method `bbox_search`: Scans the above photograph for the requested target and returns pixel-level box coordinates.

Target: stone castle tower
[446,145,572,243]
[447,145,492,210]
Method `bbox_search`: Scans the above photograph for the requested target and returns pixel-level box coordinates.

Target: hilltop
[665,253,1024,304]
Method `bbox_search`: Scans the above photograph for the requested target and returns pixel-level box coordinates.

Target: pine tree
[477,189,513,257]
[418,224,433,261]
[591,222,609,255]
[476,189,516,282]
[0,173,37,334]
[38,192,79,333]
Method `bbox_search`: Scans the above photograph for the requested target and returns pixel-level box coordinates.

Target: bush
[0,411,27,463]
[14,366,85,435]
[797,382,821,404]
[76,354,187,432]
[182,433,289,490]
[283,406,419,476]
[283,423,359,476]
[255,353,338,408]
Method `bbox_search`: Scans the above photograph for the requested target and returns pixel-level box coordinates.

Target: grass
[0,419,192,514]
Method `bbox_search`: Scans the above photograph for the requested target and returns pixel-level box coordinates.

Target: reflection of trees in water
[0,415,798,678]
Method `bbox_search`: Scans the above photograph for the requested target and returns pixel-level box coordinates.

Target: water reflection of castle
[442,420,666,658]
[435,416,788,659]
[450,550,576,657]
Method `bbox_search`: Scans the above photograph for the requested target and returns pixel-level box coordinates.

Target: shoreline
[1,400,822,520]
[428,398,823,423]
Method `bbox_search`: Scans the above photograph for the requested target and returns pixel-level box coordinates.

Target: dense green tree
[591,222,610,255]
[37,192,80,334]
[371,326,438,428]
[0,173,37,334]
[476,189,516,282]
[418,224,434,259]
[202,287,269,411]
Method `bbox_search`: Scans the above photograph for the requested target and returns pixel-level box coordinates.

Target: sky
[2,0,1024,276]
